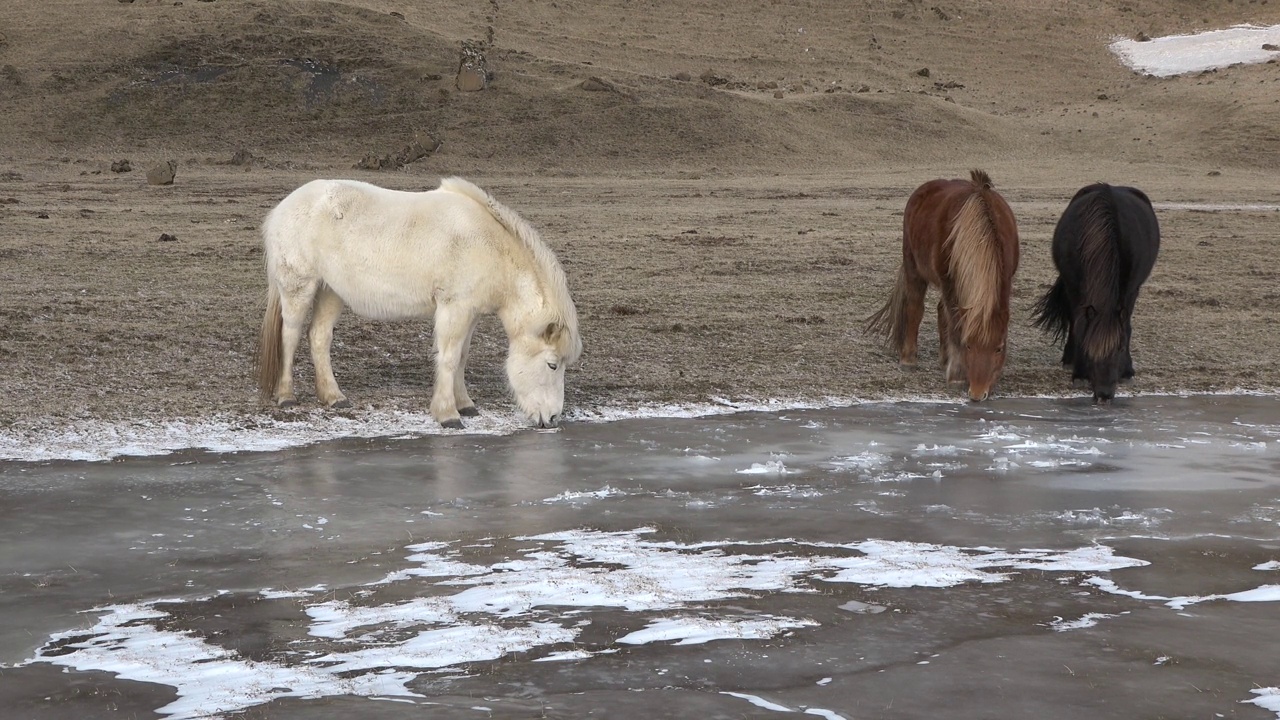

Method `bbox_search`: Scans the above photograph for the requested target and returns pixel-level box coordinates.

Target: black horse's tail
[1031,276,1070,343]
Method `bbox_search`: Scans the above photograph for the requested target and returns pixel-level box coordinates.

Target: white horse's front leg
[431,305,475,429]
[309,286,349,408]
[454,320,480,417]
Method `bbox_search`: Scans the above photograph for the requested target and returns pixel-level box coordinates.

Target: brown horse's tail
[865,264,911,351]
[255,283,283,400]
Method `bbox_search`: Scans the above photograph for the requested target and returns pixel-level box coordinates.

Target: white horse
[256,177,582,429]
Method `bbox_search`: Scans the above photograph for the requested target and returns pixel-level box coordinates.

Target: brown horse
[866,170,1020,401]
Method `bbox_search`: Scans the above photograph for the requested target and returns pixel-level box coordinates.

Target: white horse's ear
[541,322,562,343]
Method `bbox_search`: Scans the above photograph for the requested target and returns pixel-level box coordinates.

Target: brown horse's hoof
[329,399,352,409]
[458,406,480,417]
[441,418,465,430]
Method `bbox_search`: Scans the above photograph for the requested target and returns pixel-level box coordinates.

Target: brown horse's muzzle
[964,348,1005,403]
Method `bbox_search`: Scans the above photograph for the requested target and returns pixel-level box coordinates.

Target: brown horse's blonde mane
[1079,191,1123,359]
[945,175,1005,347]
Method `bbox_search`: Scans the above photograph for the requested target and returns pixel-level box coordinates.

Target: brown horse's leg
[898,271,927,366]
[309,286,349,408]
[937,300,950,370]
[939,296,965,384]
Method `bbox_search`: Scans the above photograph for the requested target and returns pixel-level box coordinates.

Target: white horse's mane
[438,177,582,363]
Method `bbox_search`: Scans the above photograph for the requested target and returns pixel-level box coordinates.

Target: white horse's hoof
[276,398,298,409]
[441,418,464,430]
[458,406,480,417]
[329,399,352,409]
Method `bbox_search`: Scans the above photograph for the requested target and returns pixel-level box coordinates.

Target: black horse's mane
[1075,188,1125,359]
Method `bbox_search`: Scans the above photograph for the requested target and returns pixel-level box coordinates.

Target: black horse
[1032,184,1160,402]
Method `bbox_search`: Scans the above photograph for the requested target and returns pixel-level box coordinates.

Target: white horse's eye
[547,362,558,371]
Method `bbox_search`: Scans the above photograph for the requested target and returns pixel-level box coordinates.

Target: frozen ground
[1,394,1278,718]
[1111,23,1280,76]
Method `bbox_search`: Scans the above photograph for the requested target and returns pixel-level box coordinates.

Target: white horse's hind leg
[430,305,476,428]
[309,286,349,408]
[274,280,317,407]
[455,320,480,416]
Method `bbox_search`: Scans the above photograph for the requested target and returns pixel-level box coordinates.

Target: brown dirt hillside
[1,0,1278,170]
[0,0,1279,436]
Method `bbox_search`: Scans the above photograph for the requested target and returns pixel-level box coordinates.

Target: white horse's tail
[438,177,582,364]
[256,282,283,400]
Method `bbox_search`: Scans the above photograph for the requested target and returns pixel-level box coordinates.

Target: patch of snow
[259,588,313,600]
[827,451,891,472]
[3,389,1276,463]
[748,484,824,498]
[913,444,967,456]
[1247,687,1280,717]
[1085,576,1280,609]
[1048,612,1122,631]
[1111,24,1280,77]
[24,602,419,720]
[616,615,816,646]
[721,691,793,712]
[25,528,1151,718]
[542,485,626,503]
[0,409,520,463]
[533,650,592,662]
[737,460,792,475]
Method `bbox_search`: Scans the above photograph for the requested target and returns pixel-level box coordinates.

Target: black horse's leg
[1062,318,1078,370]
[1121,319,1136,381]
[1068,323,1089,386]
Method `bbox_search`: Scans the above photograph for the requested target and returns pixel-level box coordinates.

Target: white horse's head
[506,319,582,428]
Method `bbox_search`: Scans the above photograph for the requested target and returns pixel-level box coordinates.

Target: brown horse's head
[964,349,1005,402]
[961,313,1009,402]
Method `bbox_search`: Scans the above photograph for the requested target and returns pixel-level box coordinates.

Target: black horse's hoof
[330,399,352,409]
[441,418,465,430]
[458,406,480,417]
